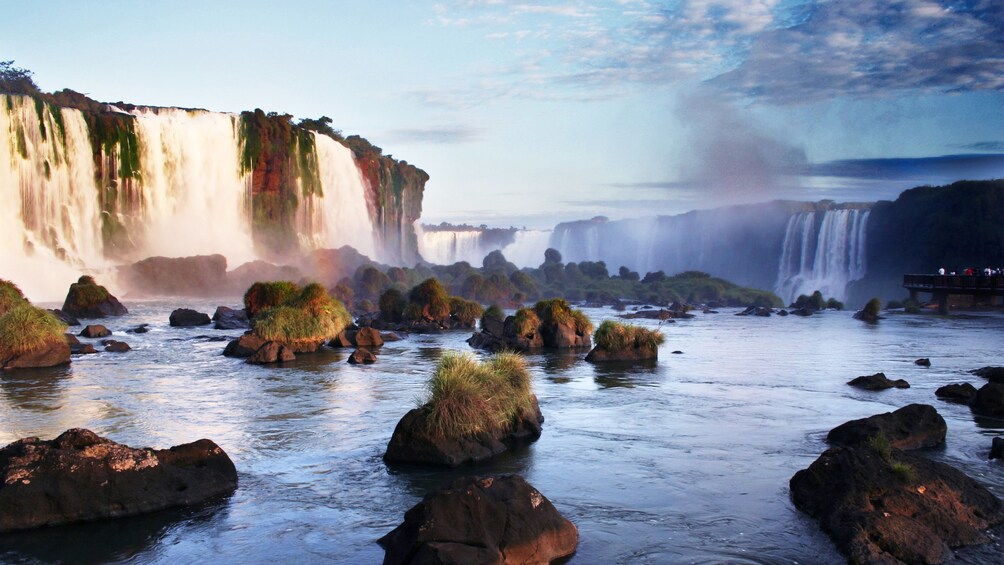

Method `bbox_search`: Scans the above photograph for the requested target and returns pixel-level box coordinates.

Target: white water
[0,95,109,301]
[129,107,257,265]
[774,209,870,304]
[417,229,488,265]
[500,229,552,268]
[1,96,385,300]
[299,133,377,258]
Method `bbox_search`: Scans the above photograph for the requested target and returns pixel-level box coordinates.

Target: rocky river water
[1,301,1003,564]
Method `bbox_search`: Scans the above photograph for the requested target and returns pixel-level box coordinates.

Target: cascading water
[416,229,487,265]
[774,208,870,304]
[500,230,553,268]
[0,94,387,300]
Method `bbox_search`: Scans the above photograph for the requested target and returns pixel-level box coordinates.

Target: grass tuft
[868,433,892,462]
[449,296,484,326]
[513,307,540,337]
[248,282,351,346]
[421,351,534,440]
[244,281,299,318]
[890,461,917,484]
[0,304,67,359]
[594,320,665,352]
[0,279,28,316]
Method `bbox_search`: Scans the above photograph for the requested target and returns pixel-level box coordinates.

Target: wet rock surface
[0,428,237,532]
[827,404,946,450]
[847,372,910,390]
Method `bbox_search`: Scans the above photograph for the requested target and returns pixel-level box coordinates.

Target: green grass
[409,278,450,320]
[594,320,665,352]
[250,283,351,347]
[449,296,484,325]
[890,461,917,484]
[0,304,67,359]
[533,298,593,335]
[0,279,28,316]
[244,281,299,318]
[420,351,534,440]
[868,433,892,462]
[64,276,110,309]
[864,297,882,317]
[513,307,540,337]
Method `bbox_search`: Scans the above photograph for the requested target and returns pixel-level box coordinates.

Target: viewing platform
[903,274,1004,314]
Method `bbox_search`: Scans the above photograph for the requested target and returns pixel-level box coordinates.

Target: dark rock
[790,443,1004,564]
[2,341,71,370]
[384,397,543,468]
[755,307,772,317]
[223,334,267,358]
[970,366,1004,384]
[328,331,354,348]
[79,325,111,338]
[381,332,403,342]
[971,383,1004,417]
[672,350,683,354]
[126,324,150,334]
[777,309,789,316]
[790,307,813,317]
[915,358,931,367]
[619,308,689,320]
[585,343,658,363]
[935,383,978,405]
[379,474,578,565]
[48,309,79,326]
[827,404,947,450]
[118,254,228,297]
[990,437,1004,460]
[212,307,248,330]
[60,276,127,318]
[64,333,80,346]
[103,340,131,353]
[852,310,881,323]
[71,343,97,355]
[703,308,719,314]
[847,372,910,390]
[0,428,237,532]
[348,348,377,364]
[246,341,295,364]
[354,327,383,347]
[169,309,211,327]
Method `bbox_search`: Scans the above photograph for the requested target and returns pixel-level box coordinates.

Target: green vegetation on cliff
[421,351,534,440]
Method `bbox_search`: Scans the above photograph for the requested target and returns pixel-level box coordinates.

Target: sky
[3,0,1004,228]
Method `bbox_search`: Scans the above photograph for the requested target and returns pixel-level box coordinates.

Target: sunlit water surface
[1,302,1003,564]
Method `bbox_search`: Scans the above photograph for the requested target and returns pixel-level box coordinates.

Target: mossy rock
[61,276,127,318]
[0,304,70,370]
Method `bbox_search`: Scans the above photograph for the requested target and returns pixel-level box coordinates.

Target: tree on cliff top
[0,60,40,95]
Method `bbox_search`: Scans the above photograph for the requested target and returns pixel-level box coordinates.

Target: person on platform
[938,267,945,275]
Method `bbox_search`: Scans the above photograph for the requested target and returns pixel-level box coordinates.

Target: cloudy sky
[4,0,1003,227]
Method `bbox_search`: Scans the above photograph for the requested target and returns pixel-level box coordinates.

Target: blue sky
[4,0,1003,227]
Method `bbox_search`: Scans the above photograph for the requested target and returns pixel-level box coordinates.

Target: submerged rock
[223,334,268,357]
[79,325,111,338]
[827,403,946,450]
[246,341,295,365]
[935,383,978,405]
[169,308,211,327]
[970,366,1004,383]
[791,443,1004,564]
[103,340,131,353]
[348,348,377,364]
[60,276,127,318]
[384,398,543,468]
[379,474,578,565]
[971,383,1004,417]
[847,372,909,390]
[915,357,931,367]
[0,428,237,532]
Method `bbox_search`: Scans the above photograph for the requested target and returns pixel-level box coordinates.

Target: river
[1,302,1003,564]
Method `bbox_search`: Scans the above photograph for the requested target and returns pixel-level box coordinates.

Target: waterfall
[774,209,870,304]
[0,94,387,300]
[416,229,487,265]
[500,230,552,268]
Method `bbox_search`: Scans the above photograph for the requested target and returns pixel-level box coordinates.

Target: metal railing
[903,274,1004,292]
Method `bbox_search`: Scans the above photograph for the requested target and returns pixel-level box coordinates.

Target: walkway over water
[903,274,1004,314]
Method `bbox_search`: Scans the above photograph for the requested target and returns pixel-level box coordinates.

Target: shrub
[826,298,844,310]
[0,279,28,316]
[533,298,593,335]
[449,296,484,326]
[409,278,451,320]
[250,283,350,347]
[513,308,540,337]
[244,281,299,318]
[379,288,407,322]
[593,320,665,352]
[421,351,534,440]
[863,298,882,317]
[481,304,505,330]
[0,304,67,359]
[890,461,917,484]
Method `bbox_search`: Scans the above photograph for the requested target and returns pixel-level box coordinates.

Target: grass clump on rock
[249,282,351,349]
[533,298,593,335]
[421,351,534,440]
[0,304,68,360]
[0,279,28,316]
[243,281,299,318]
[594,320,665,351]
[448,296,484,327]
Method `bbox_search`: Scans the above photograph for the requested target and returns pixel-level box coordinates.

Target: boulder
[935,382,978,405]
[381,331,404,342]
[789,307,813,316]
[2,341,71,370]
[103,340,131,353]
[246,341,295,364]
[971,383,1004,417]
[847,372,909,390]
[0,428,237,532]
[777,309,789,316]
[329,331,355,348]
[915,358,931,367]
[169,308,211,327]
[118,254,228,297]
[379,475,578,565]
[827,404,947,450]
[970,366,1004,384]
[354,327,384,347]
[79,325,111,338]
[790,443,1004,564]
[585,344,658,363]
[212,307,249,330]
[71,343,97,355]
[384,397,543,468]
[990,437,1004,460]
[48,309,79,326]
[852,309,881,323]
[223,334,268,358]
[348,348,377,364]
[60,276,127,318]
[126,324,150,334]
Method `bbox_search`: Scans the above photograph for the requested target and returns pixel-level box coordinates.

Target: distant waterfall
[501,230,552,268]
[416,229,487,265]
[0,94,384,300]
[774,209,870,304]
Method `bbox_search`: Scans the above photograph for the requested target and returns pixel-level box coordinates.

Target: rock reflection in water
[0,365,71,412]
